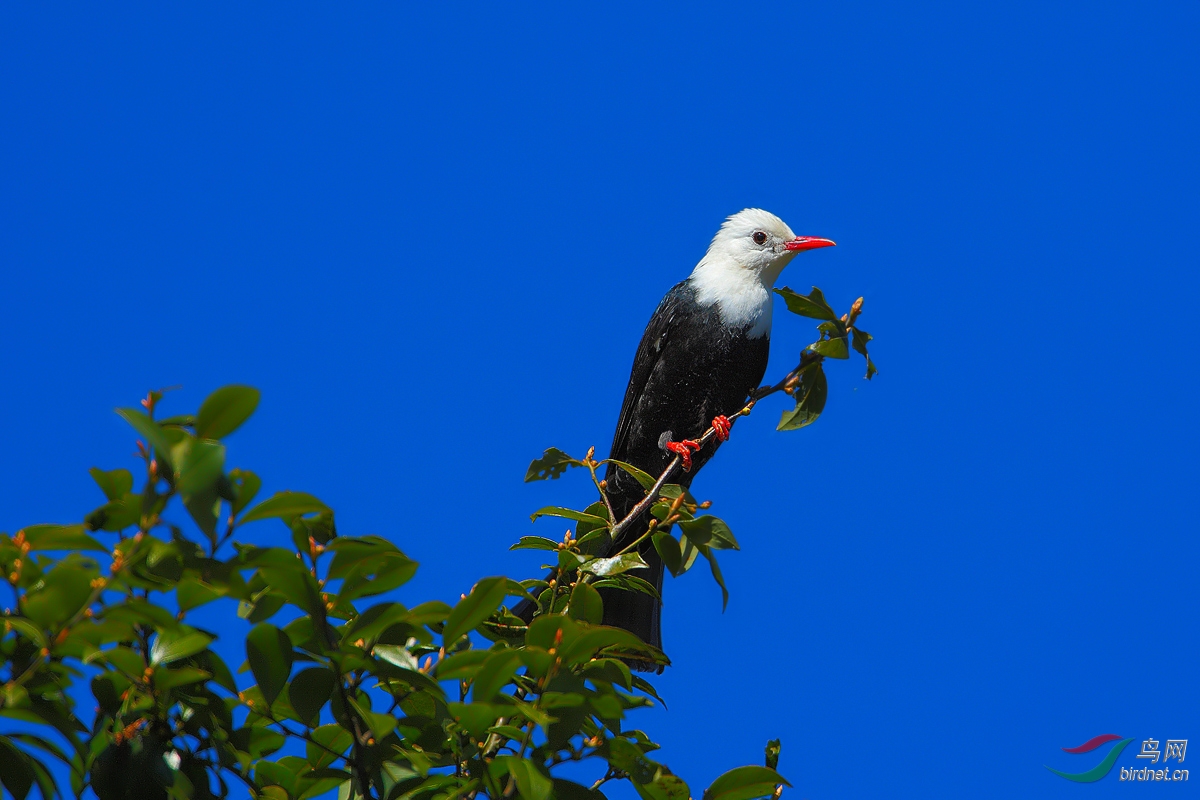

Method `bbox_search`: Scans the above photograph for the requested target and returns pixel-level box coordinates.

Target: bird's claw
[711,415,732,442]
[665,439,701,472]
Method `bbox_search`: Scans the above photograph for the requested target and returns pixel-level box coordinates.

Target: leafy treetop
[0,289,873,800]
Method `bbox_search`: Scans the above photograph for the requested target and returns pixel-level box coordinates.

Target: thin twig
[584,447,618,524]
[591,768,620,791]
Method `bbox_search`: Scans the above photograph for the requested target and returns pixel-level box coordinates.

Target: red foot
[711,415,732,442]
[665,439,701,472]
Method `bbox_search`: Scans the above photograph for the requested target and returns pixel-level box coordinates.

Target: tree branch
[607,351,825,543]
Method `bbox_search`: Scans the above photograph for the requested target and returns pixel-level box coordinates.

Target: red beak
[784,236,837,252]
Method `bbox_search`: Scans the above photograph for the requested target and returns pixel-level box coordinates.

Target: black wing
[606,281,693,468]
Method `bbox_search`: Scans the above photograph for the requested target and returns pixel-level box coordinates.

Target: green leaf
[530,506,610,527]
[101,599,182,632]
[291,509,336,546]
[229,469,263,517]
[525,615,580,651]
[632,675,668,708]
[258,562,323,617]
[240,492,330,524]
[176,578,224,612]
[406,599,453,627]
[852,327,878,379]
[676,517,739,550]
[115,408,175,465]
[551,779,607,800]
[374,644,420,673]
[765,739,781,771]
[339,551,418,603]
[701,766,789,800]
[652,533,684,577]
[580,551,649,577]
[575,501,613,554]
[606,737,659,785]
[7,732,73,774]
[150,629,214,665]
[194,385,261,440]
[499,756,553,800]
[606,460,658,490]
[645,773,691,800]
[448,702,506,741]
[0,738,35,800]
[435,649,492,681]
[344,602,410,642]
[173,436,226,495]
[240,591,286,624]
[246,623,294,705]
[306,725,353,770]
[89,468,133,501]
[22,565,95,629]
[524,447,583,482]
[851,327,872,357]
[558,549,589,571]
[774,286,837,321]
[228,725,286,762]
[443,577,511,645]
[20,524,105,552]
[591,574,661,599]
[324,535,402,578]
[817,319,846,338]
[255,761,298,797]
[808,336,849,359]
[560,626,659,666]
[568,582,604,624]
[85,492,143,533]
[472,650,522,702]
[678,532,703,573]
[288,667,335,726]
[296,768,351,799]
[698,545,730,611]
[182,486,221,541]
[777,363,828,431]
[581,657,633,691]
[510,536,561,552]
[5,618,46,648]
[151,666,211,691]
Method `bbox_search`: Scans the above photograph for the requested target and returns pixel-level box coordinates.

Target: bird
[518,208,835,670]
[596,208,835,664]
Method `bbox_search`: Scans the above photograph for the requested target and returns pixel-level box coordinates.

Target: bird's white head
[689,208,835,336]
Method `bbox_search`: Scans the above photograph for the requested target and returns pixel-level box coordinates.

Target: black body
[513,280,770,669]
[599,281,770,663]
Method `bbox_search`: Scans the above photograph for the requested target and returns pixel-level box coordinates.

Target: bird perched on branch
[599,209,834,663]
[517,209,834,669]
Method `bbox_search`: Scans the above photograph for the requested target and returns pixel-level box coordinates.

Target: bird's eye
[752,231,768,245]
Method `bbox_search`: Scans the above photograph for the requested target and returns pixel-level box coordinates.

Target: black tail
[596,488,665,671]
[511,486,667,672]
[595,545,664,672]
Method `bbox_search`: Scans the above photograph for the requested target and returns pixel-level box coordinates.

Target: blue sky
[2,2,1197,798]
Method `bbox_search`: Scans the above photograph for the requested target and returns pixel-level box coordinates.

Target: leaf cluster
[523,454,739,619]
[772,288,876,431]
[1,387,790,800]
[2,286,872,798]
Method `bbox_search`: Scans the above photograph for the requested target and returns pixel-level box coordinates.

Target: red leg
[711,415,732,442]
[665,439,701,472]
